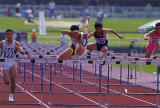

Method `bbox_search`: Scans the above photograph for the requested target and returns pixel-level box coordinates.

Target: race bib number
[96,38,105,44]
[150,37,160,45]
[4,48,15,58]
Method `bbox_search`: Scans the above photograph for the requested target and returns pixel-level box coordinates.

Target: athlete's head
[5,29,14,41]
[155,22,160,33]
[155,22,160,29]
[94,22,103,29]
[70,25,79,32]
[94,22,103,33]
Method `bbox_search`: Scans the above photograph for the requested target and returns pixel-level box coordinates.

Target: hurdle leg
[130,64,133,79]
[72,62,76,93]
[40,63,44,105]
[134,64,137,84]
[31,63,34,92]
[22,63,26,92]
[98,64,102,105]
[127,64,130,84]
[18,63,21,74]
[156,65,160,107]
[120,64,122,94]
[48,64,53,106]
[110,64,113,78]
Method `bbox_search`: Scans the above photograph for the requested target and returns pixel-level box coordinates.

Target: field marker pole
[39,11,46,35]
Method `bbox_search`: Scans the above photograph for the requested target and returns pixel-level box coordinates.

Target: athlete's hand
[15,46,25,55]
[144,37,148,40]
[87,16,90,21]
[15,46,20,51]
[119,36,124,39]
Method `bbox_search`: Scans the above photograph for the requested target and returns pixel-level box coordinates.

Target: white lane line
[0,72,50,108]
[25,69,108,108]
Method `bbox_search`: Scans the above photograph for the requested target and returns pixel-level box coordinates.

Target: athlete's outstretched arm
[0,42,3,49]
[84,16,90,34]
[144,30,154,40]
[61,30,77,38]
[87,32,94,39]
[104,29,124,39]
[15,41,25,55]
[61,30,70,35]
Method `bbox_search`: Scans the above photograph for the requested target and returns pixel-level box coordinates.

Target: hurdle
[0,56,159,107]
[49,59,159,107]
[32,59,106,94]
[12,58,112,107]
[21,56,146,94]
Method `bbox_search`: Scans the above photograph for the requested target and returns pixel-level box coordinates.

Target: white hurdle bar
[0,58,159,65]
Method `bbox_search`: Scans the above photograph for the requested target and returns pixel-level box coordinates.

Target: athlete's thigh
[10,63,17,78]
[87,43,97,51]
[145,50,152,58]
[3,69,10,82]
[76,44,85,56]
[58,48,72,60]
[101,45,108,52]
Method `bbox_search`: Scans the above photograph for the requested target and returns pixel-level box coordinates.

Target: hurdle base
[126,92,159,95]
[105,104,157,107]
[101,84,131,86]
[18,82,96,86]
[78,91,121,95]
[32,91,75,94]
[0,90,25,93]
[58,83,96,86]
[48,102,99,107]
[0,102,41,106]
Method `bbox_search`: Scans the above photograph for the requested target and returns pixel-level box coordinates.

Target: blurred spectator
[6,6,11,17]
[31,29,37,43]
[13,33,17,40]
[81,6,90,24]
[58,34,68,47]
[25,8,36,24]
[80,7,84,18]
[20,32,27,43]
[49,0,55,18]
[84,6,90,17]
[15,3,22,17]
[96,10,104,24]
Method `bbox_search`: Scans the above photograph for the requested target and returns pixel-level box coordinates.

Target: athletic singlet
[71,32,87,55]
[71,32,87,47]
[149,30,160,45]
[94,30,107,44]
[1,40,16,59]
[147,30,160,51]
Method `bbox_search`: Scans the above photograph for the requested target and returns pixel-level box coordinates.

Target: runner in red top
[144,22,160,58]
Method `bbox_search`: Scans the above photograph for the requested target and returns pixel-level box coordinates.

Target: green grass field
[0,17,155,46]
[0,17,158,74]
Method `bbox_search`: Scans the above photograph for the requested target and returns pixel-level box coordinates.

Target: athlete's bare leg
[3,70,10,85]
[152,45,160,58]
[10,64,17,93]
[57,48,72,60]
[76,44,85,56]
[145,50,152,58]
[86,43,97,52]
[101,46,108,60]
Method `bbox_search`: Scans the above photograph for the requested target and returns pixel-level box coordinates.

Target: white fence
[0,4,159,18]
